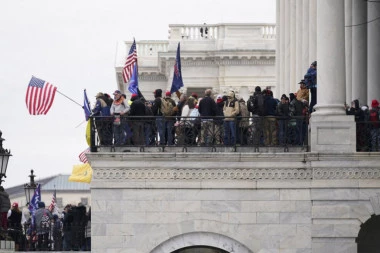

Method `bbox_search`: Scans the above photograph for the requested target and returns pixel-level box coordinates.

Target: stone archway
[172,246,229,253]
[356,214,380,253]
[150,232,253,253]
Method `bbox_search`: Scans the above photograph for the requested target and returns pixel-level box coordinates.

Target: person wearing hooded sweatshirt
[152,89,166,145]
[223,91,240,145]
[34,201,53,251]
[129,93,146,145]
[110,90,130,145]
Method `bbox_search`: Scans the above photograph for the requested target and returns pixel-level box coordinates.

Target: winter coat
[223,98,240,121]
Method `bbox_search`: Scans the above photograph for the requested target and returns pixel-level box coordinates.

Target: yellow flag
[86,120,91,147]
[69,163,93,183]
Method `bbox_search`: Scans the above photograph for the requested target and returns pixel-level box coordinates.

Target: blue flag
[170,42,184,93]
[28,184,41,214]
[128,64,139,94]
[83,89,91,121]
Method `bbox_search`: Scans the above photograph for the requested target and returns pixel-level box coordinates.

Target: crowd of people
[89,60,378,149]
[0,189,91,252]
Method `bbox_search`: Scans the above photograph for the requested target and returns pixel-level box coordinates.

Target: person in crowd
[369,99,380,151]
[129,93,146,145]
[176,94,188,121]
[214,94,225,145]
[110,90,130,145]
[7,202,22,251]
[304,61,317,113]
[296,80,309,104]
[263,90,278,146]
[198,89,217,145]
[92,92,112,145]
[0,186,10,233]
[33,201,53,251]
[144,100,155,145]
[82,207,91,251]
[247,86,265,145]
[103,93,114,106]
[277,94,290,145]
[191,92,198,101]
[223,91,240,145]
[237,98,250,145]
[152,89,166,145]
[176,96,197,145]
[62,204,73,251]
[346,99,367,151]
[52,214,63,251]
[163,91,177,145]
[289,93,305,145]
[70,203,87,251]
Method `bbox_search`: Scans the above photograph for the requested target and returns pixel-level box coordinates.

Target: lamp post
[24,169,37,205]
[0,130,12,185]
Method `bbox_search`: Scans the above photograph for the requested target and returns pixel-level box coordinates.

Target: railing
[356,121,380,152]
[3,221,90,251]
[89,116,309,152]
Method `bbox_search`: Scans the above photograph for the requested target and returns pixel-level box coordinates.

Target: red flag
[25,76,57,115]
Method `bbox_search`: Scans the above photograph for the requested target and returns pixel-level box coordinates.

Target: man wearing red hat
[369,99,380,151]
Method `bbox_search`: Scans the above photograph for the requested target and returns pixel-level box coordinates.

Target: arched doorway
[356,214,380,252]
[172,246,229,253]
[150,232,253,253]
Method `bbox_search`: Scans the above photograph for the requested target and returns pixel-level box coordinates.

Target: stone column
[276,0,281,98]
[296,0,303,87]
[345,0,352,104]
[368,1,380,104]
[310,0,356,153]
[352,0,367,105]
[284,0,291,95]
[309,0,317,64]
[290,0,297,93]
[280,0,286,98]
[302,0,309,74]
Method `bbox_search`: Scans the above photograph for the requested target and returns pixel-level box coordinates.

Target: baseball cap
[113,90,122,95]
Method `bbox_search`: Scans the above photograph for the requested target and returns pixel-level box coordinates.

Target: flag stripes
[25,76,57,115]
[122,39,137,83]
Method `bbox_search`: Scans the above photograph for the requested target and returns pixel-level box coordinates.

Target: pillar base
[310,114,356,153]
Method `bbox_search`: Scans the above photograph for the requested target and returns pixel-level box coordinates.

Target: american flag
[25,76,57,115]
[122,39,137,83]
[79,147,90,163]
[48,189,56,213]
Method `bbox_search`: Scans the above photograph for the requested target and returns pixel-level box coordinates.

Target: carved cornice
[92,167,380,181]
[93,168,312,181]
[313,168,380,179]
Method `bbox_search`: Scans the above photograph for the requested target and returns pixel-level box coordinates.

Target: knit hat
[311,61,317,67]
[372,99,379,108]
[165,91,171,97]
[255,86,261,92]
[38,202,45,208]
[12,202,18,208]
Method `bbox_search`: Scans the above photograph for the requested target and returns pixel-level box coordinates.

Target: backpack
[160,98,174,116]
[41,210,50,229]
[369,109,379,128]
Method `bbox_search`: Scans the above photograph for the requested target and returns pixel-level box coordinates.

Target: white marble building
[88,2,380,253]
[114,23,276,101]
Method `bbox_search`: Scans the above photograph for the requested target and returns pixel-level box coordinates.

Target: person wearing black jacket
[263,90,278,146]
[129,94,146,145]
[198,89,217,145]
[152,89,165,145]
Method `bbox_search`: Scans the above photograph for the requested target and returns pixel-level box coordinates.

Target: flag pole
[56,90,83,108]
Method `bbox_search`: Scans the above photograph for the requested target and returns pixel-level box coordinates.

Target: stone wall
[88,152,380,253]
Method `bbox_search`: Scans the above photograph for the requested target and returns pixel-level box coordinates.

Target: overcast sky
[0,0,275,188]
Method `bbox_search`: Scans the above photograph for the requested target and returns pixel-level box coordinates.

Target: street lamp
[24,169,37,205]
[0,130,12,185]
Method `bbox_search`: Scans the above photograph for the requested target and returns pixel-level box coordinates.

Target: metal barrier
[89,115,309,152]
